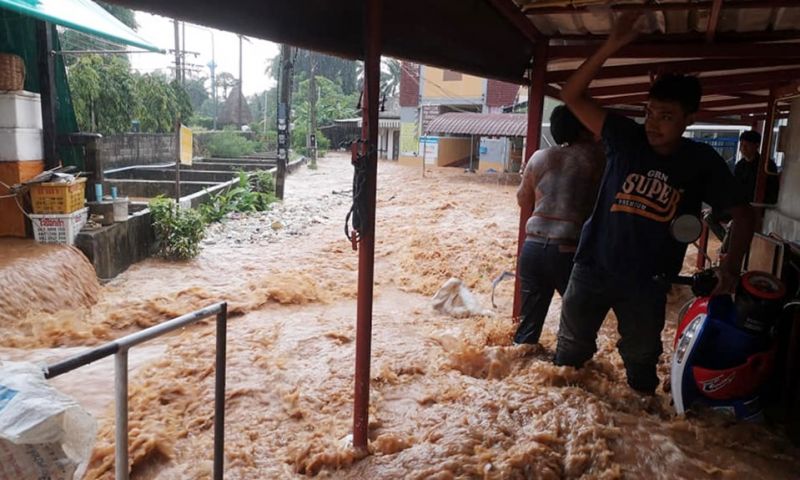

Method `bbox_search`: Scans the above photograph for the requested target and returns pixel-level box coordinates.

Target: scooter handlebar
[668,270,719,297]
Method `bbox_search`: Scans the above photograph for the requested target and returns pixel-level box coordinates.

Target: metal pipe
[115,350,129,480]
[44,302,228,478]
[696,221,709,270]
[214,303,228,480]
[353,0,382,455]
[513,43,548,321]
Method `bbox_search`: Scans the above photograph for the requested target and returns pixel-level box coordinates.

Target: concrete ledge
[763,208,800,241]
[75,208,154,280]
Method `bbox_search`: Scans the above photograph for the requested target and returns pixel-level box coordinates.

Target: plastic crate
[30,177,87,214]
[30,208,88,245]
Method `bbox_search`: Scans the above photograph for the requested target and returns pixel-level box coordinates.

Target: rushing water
[1,154,798,479]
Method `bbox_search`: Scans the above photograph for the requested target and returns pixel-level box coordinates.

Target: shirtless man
[514,106,605,345]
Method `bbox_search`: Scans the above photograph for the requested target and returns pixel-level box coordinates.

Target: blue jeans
[514,239,575,345]
[554,263,667,393]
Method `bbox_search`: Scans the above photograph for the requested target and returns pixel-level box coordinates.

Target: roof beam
[701,97,768,109]
[546,58,800,83]
[587,68,800,97]
[522,0,800,15]
[706,0,724,43]
[486,0,543,42]
[597,83,777,106]
[549,43,800,60]
[549,30,800,44]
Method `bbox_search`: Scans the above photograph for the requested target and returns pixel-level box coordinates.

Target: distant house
[330,97,400,160]
[399,62,527,172]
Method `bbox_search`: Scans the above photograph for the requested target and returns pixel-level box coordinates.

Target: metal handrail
[44,302,228,480]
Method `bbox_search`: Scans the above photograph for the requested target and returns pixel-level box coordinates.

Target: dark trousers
[554,263,667,393]
[513,239,575,345]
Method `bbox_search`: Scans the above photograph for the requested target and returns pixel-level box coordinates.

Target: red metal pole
[353,0,381,455]
[513,42,548,321]
[696,221,709,270]
[755,88,777,204]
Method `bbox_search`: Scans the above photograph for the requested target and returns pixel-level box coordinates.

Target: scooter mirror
[670,214,703,244]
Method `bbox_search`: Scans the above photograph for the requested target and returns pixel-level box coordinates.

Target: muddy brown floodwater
[1,153,798,479]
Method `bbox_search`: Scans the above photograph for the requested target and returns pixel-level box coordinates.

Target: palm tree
[380,58,401,98]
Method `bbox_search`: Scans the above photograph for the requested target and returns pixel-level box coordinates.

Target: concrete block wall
[764,97,800,240]
[98,133,176,170]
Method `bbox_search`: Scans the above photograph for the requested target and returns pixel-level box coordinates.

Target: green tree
[267,50,358,95]
[132,73,193,133]
[68,56,193,134]
[70,55,135,133]
[292,76,357,152]
[381,58,401,98]
[184,77,210,111]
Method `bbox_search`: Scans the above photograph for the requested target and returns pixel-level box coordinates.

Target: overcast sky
[129,11,280,95]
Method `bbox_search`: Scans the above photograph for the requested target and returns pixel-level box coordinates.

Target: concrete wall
[764,98,800,241]
[98,131,259,171]
[98,134,176,170]
[436,137,471,167]
[421,66,485,102]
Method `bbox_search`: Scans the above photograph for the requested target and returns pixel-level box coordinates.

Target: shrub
[149,197,206,260]
[199,171,276,223]
[207,131,257,157]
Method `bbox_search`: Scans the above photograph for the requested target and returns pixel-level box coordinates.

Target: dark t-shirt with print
[575,113,747,283]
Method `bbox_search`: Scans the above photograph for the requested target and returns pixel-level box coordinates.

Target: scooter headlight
[676,317,702,364]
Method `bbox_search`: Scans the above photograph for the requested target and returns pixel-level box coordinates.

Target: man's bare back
[517,142,605,242]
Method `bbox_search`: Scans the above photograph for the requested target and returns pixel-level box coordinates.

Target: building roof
[425,112,527,137]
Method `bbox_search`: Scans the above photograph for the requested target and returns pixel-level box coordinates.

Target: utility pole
[276,44,293,200]
[263,90,268,135]
[309,54,318,169]
[238,34,243,128]
[181,21,186,83]
[173,19,180,83]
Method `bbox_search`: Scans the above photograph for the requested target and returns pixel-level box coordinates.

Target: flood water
[1,153,798,479]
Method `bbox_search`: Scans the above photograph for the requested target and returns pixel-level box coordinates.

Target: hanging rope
[345,139,370,251]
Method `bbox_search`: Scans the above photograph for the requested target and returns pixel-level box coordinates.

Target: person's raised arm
[560,12,642,137]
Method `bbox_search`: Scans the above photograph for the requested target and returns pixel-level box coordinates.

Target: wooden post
[353,0,382,455]
[276,44,293,200]
[36,21,58,170]
[755,88,777,204]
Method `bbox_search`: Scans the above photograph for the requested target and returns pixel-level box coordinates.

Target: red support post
[353,0,382,455]
[696,222,709,270]
[755,88,778,204]
[513,42,548,321]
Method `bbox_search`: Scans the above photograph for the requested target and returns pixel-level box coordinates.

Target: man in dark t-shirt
[555,13,756,394]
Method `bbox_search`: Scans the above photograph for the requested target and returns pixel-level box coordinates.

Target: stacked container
[0,90,45,238]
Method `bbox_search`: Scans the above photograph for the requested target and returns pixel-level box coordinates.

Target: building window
[443,70,462,81]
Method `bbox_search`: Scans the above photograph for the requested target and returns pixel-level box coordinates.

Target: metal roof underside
[102,0,536,85]
[517,0,800,122]
[104,0,800,121]
[426,112,528,136]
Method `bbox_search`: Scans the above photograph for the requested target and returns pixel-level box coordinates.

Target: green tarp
[0,9,82,167]
[0,0,161,52]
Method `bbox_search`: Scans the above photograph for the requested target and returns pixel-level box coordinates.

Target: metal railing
[44,302,228,480]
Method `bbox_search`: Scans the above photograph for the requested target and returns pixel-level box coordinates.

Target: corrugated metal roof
[512,1,800,121]
[426,113,527,137]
